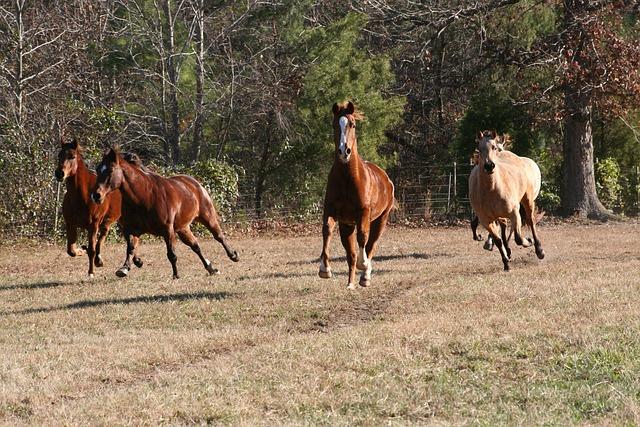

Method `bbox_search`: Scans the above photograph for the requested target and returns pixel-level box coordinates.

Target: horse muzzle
[484,162,495,174]
[338,147,352,164]
[90,191,103,204]
[54,169,65,182]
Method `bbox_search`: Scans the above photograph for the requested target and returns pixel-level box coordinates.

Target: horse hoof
[95,257,104,268]
[474,235,483,241]
[359,277,370,287]
[318,269,332,279]
[346,283,356,290]
[229,251,240,262]
[483,242,494,251]
[173,274,180,280]
[115,268,129,278]
[503,265,510,272]
[207,266,220,276]
[133,257,143,268]
[536,248,545,260]
[88,273,94,278]
[506,248,512,260]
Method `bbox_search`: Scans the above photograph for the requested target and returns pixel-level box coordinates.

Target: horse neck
[66,157,95,203]
[119,161,153,207]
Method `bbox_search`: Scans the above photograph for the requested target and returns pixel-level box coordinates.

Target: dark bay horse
[319,101,395,289]
[55,138,131,277]
[91,148,239,279]
[469,130,545,271]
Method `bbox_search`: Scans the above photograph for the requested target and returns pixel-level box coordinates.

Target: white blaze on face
[338,116,349,162]
[98,164,108,174]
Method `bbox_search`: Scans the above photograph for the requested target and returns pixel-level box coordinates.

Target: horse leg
[355,209,371,271]
[198,212,239,262]
[471,215,482,241]
[360,211,390,287]
[500,219,511,260]
[94,223,109,268]
[86,222,99,277]
[319,215,336,279]
[523,198,545,260]
[509,205,529,248]
[116,232,140,277]
[338,223,357,290]
[485,221,511,272]
[65,222,85,257]
[164,230,179,279]
[177,227,219,275]
[132,235,144,268]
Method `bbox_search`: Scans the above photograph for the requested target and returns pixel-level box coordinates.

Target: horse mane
[121,151,152,173]
[335,101,365,121]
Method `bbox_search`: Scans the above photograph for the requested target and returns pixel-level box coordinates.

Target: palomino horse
[319,101,395,289]
[91,148,239,279]
[55,138,134,277]
[469,130,545,271]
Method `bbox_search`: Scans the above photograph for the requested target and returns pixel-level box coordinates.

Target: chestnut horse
[319,102,395,289]
[55,138,132,277]
[469,130,545,271]
[91,148,239,279]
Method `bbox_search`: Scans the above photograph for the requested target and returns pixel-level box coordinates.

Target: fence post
[54,181,61,238]
[453,161,457,216]
[636,166,639,215]
[447,172,452,213]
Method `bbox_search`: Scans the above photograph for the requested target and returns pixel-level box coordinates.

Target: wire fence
[5,161,640,240]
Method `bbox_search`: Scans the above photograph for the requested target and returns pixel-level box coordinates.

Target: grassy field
[1,221,640,425]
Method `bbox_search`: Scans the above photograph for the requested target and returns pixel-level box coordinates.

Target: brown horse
[469,130,545,271]
[91,147,239,279]
[55,138,132,277]
[319,101,395,289]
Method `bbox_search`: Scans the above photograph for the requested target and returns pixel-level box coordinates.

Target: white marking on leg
[360,261,372,287]
[319,258,332,278]
[357,246,369,270]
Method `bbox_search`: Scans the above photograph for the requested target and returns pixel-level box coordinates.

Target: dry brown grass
[1,221,640,425]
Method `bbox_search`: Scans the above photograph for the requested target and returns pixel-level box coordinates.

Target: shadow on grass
[0,281,74,292]
[0,291,231,316]
[287,252,438,266]
[235,268,397,283]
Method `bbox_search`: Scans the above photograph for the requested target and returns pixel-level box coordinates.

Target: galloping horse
[319,101,395,289]
[91,148,239,279]
[55,137,128,277]
[469,130,545,271]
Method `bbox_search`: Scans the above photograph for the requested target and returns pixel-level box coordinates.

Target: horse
[469,130,545,271]
[54,137,135,277]
[90,147,239,279]
[469,134,516,251]
[318,101,395,289]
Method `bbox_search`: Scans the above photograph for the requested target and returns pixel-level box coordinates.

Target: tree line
[1,0,639,237]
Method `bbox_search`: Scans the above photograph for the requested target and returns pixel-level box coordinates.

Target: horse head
[91,147,123,204]
[55,137,81,182]
[476,130,510,175]
[332,101,363,164]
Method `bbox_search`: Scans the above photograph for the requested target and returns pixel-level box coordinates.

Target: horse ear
[332,103,340,116]
[476,131,484,141]
[346,101,355,115]
[105,147,117,164]
[490,129,497,138]
[70,138,78,149]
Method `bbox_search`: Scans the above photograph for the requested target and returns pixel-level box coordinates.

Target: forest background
[1,0,639,237]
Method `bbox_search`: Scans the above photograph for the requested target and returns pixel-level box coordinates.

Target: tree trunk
[191,0,204,163]
[560,90,610,219]
[162,0,181,165]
